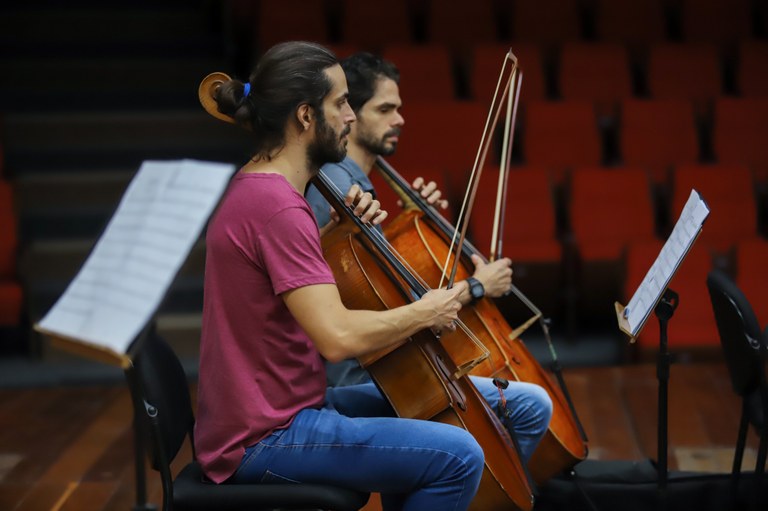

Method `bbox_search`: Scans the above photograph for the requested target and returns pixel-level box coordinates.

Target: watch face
[470,280,484,299]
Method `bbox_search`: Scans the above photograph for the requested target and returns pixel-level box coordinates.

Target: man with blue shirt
[305,52,553,467]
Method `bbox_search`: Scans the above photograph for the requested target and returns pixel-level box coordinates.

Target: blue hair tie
[242,83,251,98]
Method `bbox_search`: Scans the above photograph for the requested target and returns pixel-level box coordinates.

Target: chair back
[706,269,763,397]
[134,331,195,469]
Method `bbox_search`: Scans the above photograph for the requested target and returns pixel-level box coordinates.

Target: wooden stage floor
[0,362,760,511]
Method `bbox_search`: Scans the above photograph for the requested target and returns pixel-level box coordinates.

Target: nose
[343,103,356,124]
[394,110,404,127]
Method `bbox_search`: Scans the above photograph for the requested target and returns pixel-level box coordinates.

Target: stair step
[0,4,217,52]
[3,110,252,172]
[0,57,229,111]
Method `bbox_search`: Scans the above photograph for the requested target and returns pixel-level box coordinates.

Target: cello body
[321,218,534,511]
[384,209,588,483]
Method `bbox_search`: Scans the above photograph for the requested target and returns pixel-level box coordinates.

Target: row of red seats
[378,97,768,189]
[373,164,766,351]
[0,178,22,331]
[361,42,768,107]
[374,165,763,263]
[231,0,765,52]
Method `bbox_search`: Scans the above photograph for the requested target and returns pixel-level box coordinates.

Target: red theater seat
[522,100,601,184]
[386,99,488,198]
[0,181,18,280]
[713,98,768,183]
[469,167,560,263]
[382,45,455,101]
[256,0,329,51]
[340,0,412,50]
[738,41,768,98]
[620,99,699,185]
[0,181,21,327]
[569,166,657,323]
[680,0,752,49]
[594,0,667,53]
[469,44,546,106]
[559,42,633,119]
[648,43,722,116]
[671,164,757,254]
[509,0,581,52]
[0,282,22,327]
[570,166,656,264]
[426,0,497,48]
[468,166,563,321]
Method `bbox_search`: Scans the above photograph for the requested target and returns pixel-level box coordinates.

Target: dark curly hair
[341,52,400,114]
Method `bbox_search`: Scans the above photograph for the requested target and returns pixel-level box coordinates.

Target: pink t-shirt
[195,172,335,483]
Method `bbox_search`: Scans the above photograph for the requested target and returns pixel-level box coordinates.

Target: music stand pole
[123,324,158,511]
[654,288,679,511]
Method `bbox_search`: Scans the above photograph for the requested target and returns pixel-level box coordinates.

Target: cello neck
[312,170,430,297]
[374,156,490,265]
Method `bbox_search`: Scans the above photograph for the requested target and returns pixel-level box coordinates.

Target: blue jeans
[231,377,551,511]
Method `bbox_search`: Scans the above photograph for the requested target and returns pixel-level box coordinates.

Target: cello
[377,158,588,483]
[371,50,588,483]
[314,172,535,511]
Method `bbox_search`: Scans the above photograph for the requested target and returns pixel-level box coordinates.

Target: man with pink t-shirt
[195,41,484,510]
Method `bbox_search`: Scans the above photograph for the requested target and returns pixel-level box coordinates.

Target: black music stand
[615,190,709,509]
[654,288,679,511]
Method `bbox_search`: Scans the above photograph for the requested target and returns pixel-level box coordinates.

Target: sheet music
[37,159,235,355]
[624,190,710,336]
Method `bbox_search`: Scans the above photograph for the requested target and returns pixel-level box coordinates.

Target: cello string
[355,213,489,351]
[321,176,437,294]
[321,177,431,287]
[322,177,489,354]
[375,156,545,344]
[370,101,580,422]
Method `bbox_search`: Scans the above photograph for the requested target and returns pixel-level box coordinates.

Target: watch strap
[465,277,485,304]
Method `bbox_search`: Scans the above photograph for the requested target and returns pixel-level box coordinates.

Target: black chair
[706,269,767,509]
[128,331,370,511]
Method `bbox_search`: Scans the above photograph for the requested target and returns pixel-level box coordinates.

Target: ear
[296,103,313,131]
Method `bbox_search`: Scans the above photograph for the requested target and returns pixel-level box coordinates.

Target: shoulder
[235,172,305,204]
[320,159,355,183]
[217,173,311,225]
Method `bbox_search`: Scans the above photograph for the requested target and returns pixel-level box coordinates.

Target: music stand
[615,190,709,510]
[34,159,236,510]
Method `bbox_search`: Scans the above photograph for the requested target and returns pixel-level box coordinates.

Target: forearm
[283,284,452,363]
[319,303,434,362]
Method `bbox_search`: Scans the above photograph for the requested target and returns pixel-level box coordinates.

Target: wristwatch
[465,277,485,304]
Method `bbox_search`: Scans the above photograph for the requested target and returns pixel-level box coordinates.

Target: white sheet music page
[37,159,235,355]
[624,190,710,336]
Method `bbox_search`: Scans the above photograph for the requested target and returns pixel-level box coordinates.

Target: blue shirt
[305,156,377,387]
[306,156,376,228]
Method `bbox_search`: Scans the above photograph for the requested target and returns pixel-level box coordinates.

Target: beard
[307,109,350,172]
[357,126,401,157]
